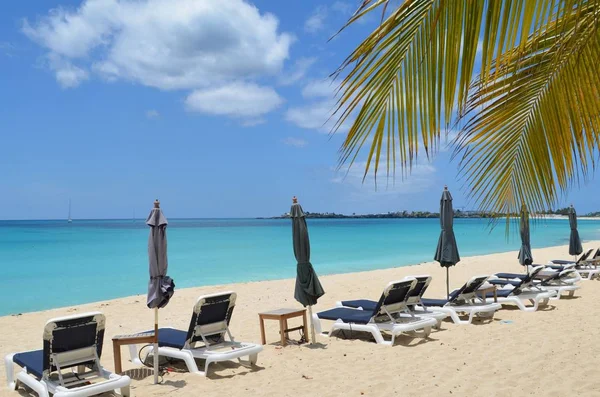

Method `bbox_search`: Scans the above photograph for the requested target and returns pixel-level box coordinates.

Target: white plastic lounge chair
[128,291,262,376]
[313,278,438,346]
[418,275,502,325]
[548,249,600,280]
[338,275,448,328]
[4,312,130,397]
[493,268,580,299]
[548,249,593,268]
[487,266,556,311]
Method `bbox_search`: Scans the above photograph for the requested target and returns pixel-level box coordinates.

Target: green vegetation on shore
[263,208,600,219]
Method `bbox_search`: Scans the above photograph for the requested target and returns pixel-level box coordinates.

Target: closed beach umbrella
[518,204,533,267]
[146,199,175,384]
[291,197,325,344]
[434,186,460,298]
[569,205,583,258]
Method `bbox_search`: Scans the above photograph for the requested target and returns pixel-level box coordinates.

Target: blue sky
[1,0,598,219]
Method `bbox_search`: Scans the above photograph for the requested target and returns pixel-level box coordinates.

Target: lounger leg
[159,348,201,375]
[517,298,537,312]
[311,314,324,336]
[16,371,50,397]
[410,326,432,339]
[120,384,131,397]
[448,310,469,325]
[248,353,258,366]
[204,358,213,376]
[4,354,15,390]
[127,344,143,366]
[367,324,389,346]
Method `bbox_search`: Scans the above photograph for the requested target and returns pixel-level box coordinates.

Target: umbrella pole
[446,268,450,299]
[308,305,316,345]
[154,308,159,384]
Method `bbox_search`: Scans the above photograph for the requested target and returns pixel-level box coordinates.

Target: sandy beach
[2,242,600,397]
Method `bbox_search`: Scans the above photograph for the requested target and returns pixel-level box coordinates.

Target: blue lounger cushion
[317,307,374,324]
[153,328,187,349]
[420,298,449,307]
[485,289,512,298]
[552,260,574,265]
[495,273,527,280]
[489,279,521,287]
[341,299,377,311]
[13,350,44,379]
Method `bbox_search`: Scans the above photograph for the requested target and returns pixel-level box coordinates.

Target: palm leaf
[333,0,598,215]
[456,3,600,215]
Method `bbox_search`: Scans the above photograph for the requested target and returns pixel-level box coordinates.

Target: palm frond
[455,2,600,215]
[334,0,599,215]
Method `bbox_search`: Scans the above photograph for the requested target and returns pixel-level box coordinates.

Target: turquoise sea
[2,217,600,316]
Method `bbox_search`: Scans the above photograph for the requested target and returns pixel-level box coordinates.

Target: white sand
[2,242,600,397]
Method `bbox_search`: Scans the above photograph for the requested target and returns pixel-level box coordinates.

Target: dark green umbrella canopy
[146,201,175,309]
[569,205,583,256]
[434,187,460,298]
[518,204,533,266]
[291,200,325,307]
[434,187,460,267]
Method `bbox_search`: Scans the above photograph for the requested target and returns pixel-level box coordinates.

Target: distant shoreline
[259,213,600,220]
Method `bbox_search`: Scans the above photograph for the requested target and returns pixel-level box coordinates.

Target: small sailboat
[68,199,72,223]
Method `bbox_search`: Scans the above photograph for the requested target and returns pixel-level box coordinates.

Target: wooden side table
[258,308,308,346]
[112,331,157,373]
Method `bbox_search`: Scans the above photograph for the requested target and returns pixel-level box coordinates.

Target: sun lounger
[548,249,600,280]
[487,266,556,311]
[128,292,262,376]
[548,249,592,270]
[338,275,448,327]
[313,278,438,346]
[493,267,580,298]
[418,275,502,324]
[5,312,130,397]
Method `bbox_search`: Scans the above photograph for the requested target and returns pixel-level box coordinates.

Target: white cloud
[286,78,352,132]
[285,100,334,132]
[47,55,89,88]
[439,130,458,152]
[333,159,437,198]
[241,118,266,127]
[146,109,160,119]
[331,1,354,15]
[305,6,327,34]
[278,57,317,86]
[185,82,284,118]
[22,0,294,97]
[282,137,308,148]
[0,41,15,57]
[302,78,335,98]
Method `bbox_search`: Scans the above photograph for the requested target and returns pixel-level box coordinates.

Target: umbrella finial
[444,185,448,190]
[292,196,298,204]
[154,199,160,208]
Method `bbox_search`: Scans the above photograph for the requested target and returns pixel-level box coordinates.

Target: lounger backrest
[372,278,417,316]
[186,291,236,347]
[42,312,105,378]
[577,249,593,264]
[403,275,432,306]
[448,276,489,302]
[540,268,575,285]
[519,265,544,286]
